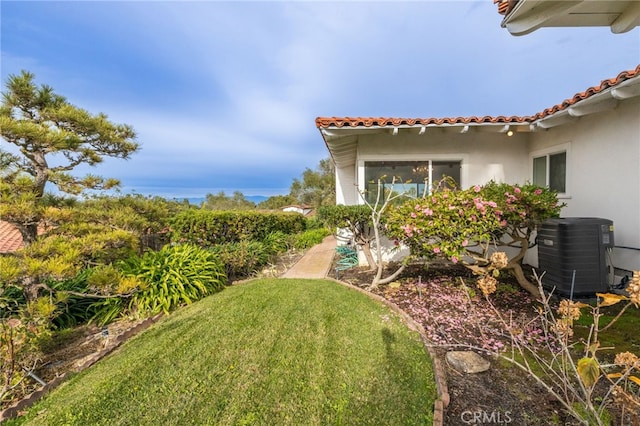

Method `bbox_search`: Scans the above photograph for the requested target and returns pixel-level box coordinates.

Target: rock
[446,351,490,374]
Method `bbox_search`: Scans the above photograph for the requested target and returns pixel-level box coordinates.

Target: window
[363,160,461,203]
[533,151,566,193]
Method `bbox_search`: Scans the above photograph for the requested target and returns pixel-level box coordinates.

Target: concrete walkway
[280,235,336,279]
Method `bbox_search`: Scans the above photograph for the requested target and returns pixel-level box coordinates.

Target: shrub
[121,244,227,315]
[170,210,306,246]
[48,269,94,328]
[261,231,291,256]
[293,228,330,250]
[385,182,564,296]
[208,241,271,281]
[304,216,326,231]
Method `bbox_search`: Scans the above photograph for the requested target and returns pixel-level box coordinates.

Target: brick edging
[0,313,164,422]
[327,278,450,426]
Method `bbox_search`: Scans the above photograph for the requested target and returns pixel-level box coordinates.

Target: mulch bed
[334,261,636,425]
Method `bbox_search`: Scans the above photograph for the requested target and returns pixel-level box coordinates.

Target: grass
[12,278,436,425]
[573,299,640,361]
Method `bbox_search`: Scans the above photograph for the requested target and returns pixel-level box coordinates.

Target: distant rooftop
[0,221,24,253]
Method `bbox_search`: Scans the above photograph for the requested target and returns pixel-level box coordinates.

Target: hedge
[169,210,306,246]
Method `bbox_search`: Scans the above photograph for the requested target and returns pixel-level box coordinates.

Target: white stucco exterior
[318,68,640,276]
[528,96,640,272]
[342,130,530,204]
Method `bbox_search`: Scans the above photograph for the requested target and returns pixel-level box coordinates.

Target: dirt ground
[334,261,638,426]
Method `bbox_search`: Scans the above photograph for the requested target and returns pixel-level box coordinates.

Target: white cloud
[2,0,638,198]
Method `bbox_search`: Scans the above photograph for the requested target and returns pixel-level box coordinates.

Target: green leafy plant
[122,244,227,315]
[293,228,330,250]
[170,210,306,246]
[47,269,94,328]
[261,231,291,255]
[209,241,271,281]
[0,297,55,405]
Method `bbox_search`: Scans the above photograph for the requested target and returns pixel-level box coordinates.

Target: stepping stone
[446,351,490,374]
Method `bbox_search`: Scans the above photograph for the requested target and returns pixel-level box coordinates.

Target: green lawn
[13,279,436,425]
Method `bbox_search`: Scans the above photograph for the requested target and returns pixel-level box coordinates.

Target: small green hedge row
[293,228,331,250]
[169,210,306,246]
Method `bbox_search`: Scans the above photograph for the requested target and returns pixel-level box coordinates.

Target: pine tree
[0,70,139,243]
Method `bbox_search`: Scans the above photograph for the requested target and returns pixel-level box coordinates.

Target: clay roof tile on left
[0,221,24,253]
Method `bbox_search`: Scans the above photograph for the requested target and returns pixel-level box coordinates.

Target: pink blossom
[451,256,459,264]
[534,189,542,195]
[401,224,414,237]
[423,208,433,216]
[433,247,441,254]
[411,212,417,218]
[487,201,497,208]
[462,239,468,247]
[500,220,507,227]
[473,185,481,193]
[415,204,422,210]
[514,187,521,194]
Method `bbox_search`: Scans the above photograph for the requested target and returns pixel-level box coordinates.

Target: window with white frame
[532,150,567,193]
[363,160,461,203]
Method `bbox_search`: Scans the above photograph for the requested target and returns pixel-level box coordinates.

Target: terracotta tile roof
[493,0,517,16]
[532,65,640,119]
[316,65,640,129]
[0,221,24,253]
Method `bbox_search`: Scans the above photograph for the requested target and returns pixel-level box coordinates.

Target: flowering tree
[478,181,565,294]
[385,181,564,296]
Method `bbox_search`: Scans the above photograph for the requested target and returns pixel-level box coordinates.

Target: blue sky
[1,1,638,200]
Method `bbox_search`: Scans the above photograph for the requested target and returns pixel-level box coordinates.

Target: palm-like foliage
[121,244,227,315]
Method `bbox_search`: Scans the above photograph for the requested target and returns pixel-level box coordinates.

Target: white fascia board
[535,111,572,129]
[568,97,619,117]
[503,0,583,36]
[611,0,640,33]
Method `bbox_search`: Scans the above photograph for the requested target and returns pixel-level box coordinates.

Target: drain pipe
[569,269,576,301]
[23,367,47,387]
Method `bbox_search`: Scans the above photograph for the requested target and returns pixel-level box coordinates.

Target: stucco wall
[528,97,640,272]
[331,98,639,274]
[334,129,530,204]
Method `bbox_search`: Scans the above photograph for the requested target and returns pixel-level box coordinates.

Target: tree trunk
[22,223,39,245]
[22,276,48,302]
[503,233,541,298]
[370,263,406,289]
[506,263,540,298]
[358,240,377,271]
